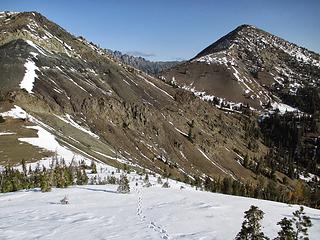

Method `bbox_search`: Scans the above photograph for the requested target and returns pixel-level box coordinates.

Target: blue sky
[1,0,319,61]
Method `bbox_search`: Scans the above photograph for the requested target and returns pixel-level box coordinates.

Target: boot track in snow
[135,185,170,240]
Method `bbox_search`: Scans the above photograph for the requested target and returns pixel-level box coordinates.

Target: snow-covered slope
[0,182,319,240]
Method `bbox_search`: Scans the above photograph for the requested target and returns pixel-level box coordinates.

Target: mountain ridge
[0,11,259,184]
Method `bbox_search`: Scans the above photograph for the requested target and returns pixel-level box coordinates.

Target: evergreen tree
[276,217,295,240]
[204,176,213,191]
[143,173,151,187]
[21,159,27,177]
[292,206,312,240]
[117,174,130,193]
[144,173,149,183]
[157,176,163,184]
[91,161,97,174]
[222,177,233,194]
[64,167,74,186]
[236,205,268,240]
[162,181,170,188]
[243,154,249,168]
[187,119,195,142]
[76,169,82,185]
[40,171,51,192]
[81,169,88,185]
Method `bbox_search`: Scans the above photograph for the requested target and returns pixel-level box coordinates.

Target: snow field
[0,178,319,240]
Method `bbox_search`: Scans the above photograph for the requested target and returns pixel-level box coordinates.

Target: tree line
[186,175,320,209]
[0,158,90,193]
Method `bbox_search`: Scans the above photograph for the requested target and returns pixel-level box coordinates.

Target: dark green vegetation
[0,158,89,193]
[281,87,320,115]
[236,205,312,240]
[198,174,319,209]
[236,205,267,240]
[117,174,130,193]
[260,112,319,177]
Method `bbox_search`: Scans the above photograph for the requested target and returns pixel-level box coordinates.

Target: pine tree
[117,174,130,193]
[76,169,83,185]
[143,173,151,187]
[222,177,233,194]
[276,217,295,240]
[292,206,312,240]
[236,205,268,240]
[40,171,51,192]
[81,169,88,185]
[157,176,163,184]
[64,167,74,186]
[243,154,249,168]
[21,159,27,176]
[187,119,195,142]
[204,176,213,191]
[91,161,97,174]
[162,181,170,188]
[144,173,149,182]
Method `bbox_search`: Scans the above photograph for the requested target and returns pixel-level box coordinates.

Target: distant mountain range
[106,50,181,75]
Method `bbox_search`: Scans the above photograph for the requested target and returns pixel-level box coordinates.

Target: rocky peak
[163,24,320,112]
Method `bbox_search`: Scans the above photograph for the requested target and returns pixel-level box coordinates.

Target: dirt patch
[0,118,53,166]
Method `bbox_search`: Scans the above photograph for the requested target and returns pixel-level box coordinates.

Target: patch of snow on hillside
[55,67,88,93]
[30,52,38,58]
[180,85,245,113]
[18,126,75,159]
[194,52,229,66]
[0,132,15,136]
[180,150,188,160]
[231,66,253,92]
[0,106,99,167]
[274,42,320,68]
[14,125,103,170]
[0,105,28,119]
[54,114,99,139]
[271,102,299,114]
[198,148,236,180]
[25,40,48,56]
[138,75,174,99]
[19,58,38,93]
[299,173,319,182]
[168,121,188,137]
[92,150,130,165]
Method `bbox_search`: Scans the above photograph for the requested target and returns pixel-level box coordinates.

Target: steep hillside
[0,11,260,184]
[162,25,320,111]
[160,24,320,207]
